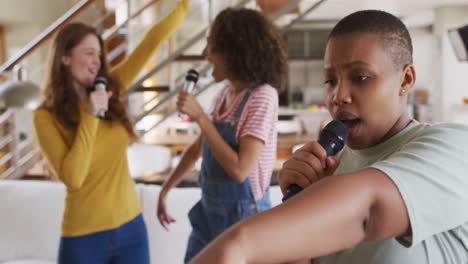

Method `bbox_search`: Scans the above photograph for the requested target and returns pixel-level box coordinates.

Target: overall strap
[233,84,257,119]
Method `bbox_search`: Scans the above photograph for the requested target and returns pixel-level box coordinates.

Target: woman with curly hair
[33,1,189,263]
[156,7,288,263]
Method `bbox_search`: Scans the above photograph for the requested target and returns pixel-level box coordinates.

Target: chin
[85,76,96,86]
[213,76,224,83]
[345,136,368,150]
[211,72,220,82]
[78,79,94,89]
[347,142,363,150]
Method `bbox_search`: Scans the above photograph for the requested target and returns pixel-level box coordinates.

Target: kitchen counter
[134,169,281,187]
[142,132,317,159]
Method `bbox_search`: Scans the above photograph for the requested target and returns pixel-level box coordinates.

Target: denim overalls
[184,86,272,263]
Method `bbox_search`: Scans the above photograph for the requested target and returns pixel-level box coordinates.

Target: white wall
[433,5,468,122]
[410,27,437,95]
[1,0,105,84]
[288,60,325,105]
[0,0,72,25]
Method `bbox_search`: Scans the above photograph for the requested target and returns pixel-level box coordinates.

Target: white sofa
[0,180,283,264]
[126,144,172,179]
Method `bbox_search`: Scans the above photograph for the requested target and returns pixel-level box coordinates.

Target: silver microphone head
[179,70,200,119]
[93,76,108,118]
[184,69,199,94]
[93,76,108,91]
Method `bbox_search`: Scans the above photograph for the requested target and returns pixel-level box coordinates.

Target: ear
[399,64,416,96]
[61,54,71,66]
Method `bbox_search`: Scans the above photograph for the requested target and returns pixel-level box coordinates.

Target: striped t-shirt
[210,84,278,200]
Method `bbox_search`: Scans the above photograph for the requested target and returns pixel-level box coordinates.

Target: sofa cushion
[0,180,284,264]
[137,184,283,264]
[0,180,65,262]
[127,144,172,178]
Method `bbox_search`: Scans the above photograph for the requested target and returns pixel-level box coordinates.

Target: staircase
[0,0,327,179]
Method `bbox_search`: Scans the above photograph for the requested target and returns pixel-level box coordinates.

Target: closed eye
[324,79,336,88]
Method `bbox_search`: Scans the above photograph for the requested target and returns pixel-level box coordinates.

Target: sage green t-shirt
[317,121,468,264]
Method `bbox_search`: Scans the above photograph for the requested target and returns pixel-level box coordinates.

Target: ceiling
[0,0,75,25]
[299,0,468,19]
[189,0,468,27]
[3,0,468,27]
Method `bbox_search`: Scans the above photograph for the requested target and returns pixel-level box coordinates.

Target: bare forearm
[161,139,201,194]
[196,114,244,182]
[191,174,374,264]
[193,168,409,263]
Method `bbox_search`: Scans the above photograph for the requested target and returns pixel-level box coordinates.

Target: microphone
[179,69,199,118]
[183,69,199,93]
[282,120,348,201]
[93,76,108,118]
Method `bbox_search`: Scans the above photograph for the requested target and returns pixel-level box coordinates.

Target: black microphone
[93,76,108,118]
[179,69,200,118]
[282,120,348,201]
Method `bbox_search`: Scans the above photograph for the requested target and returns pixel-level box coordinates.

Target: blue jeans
[58,214,149,264]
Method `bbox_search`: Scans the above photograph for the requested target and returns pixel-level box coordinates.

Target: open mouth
[88,68,98,75]
[335,111,361,136]
[340,118,360,129]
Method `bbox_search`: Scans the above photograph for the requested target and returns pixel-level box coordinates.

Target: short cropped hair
[329,10,413,68]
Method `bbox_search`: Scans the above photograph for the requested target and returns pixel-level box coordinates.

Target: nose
[332,81,351,106]
[202,45,208,59]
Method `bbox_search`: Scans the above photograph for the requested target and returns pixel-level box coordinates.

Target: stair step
[175,54,204,61]
[134,85,170,93]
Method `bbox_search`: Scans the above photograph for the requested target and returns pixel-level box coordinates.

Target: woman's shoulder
[251,84,278,101]
[405,121,468,146]
[412,122,468,135]
[33,107,57,129]
[254,84,278,94]
[33,107,53,119]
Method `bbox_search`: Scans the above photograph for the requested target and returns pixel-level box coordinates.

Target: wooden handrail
[107,41,128,62]
[0,0,97,73]
[102,0,161,43]
[0,109,13,124]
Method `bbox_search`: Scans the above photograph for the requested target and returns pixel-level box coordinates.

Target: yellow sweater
[33,0,189,237]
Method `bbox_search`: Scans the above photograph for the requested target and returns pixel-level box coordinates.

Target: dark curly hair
[208,8,288,92]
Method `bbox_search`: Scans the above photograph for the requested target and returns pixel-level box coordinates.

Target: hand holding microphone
[280,120,348,201]
[89,77,110,118]
[177,69,201,120]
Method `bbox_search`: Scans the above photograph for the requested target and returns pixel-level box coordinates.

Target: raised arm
[111,0,189,88]
[190,168,409,263]
[33,108,99,191]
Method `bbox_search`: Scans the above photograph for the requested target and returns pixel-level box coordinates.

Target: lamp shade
[0,80,40,109]
[448,25,468,62]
